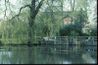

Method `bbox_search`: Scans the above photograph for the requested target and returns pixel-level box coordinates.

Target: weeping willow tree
[0,0,45,44]
[35,0,64,37]
[0,8,30,44]
[0,0,64,44]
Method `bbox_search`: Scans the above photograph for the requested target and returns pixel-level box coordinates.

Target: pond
[0,44,97,64]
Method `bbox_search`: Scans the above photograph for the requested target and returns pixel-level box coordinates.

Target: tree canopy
[0,0,97,44]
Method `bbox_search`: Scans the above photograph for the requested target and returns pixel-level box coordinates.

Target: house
[64,17,72,25]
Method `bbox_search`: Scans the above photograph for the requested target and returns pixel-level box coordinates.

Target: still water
[0,44,97,64]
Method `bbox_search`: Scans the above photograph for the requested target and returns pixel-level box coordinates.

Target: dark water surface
[0,44,97,64]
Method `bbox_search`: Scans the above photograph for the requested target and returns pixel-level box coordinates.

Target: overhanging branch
[9,4,31,21]
[4,0,7,19]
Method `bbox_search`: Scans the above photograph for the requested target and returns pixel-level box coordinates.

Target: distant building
[63,17,72,25]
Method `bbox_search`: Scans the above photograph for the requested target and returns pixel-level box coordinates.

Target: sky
[9,0,17,5]
[0,0,22,20]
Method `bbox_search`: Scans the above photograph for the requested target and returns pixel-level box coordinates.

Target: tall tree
[28,0,44,45]
[8,0,45,45]
[5,0,45,63]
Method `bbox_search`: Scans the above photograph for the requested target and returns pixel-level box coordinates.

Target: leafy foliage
[0,0,97,44]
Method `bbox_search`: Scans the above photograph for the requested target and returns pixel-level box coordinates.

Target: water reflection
[0,51,12,64]
[62,61,72,64]
[0,45,97,64]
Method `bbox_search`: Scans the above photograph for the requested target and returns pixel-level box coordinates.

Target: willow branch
[7,0,13,14]
[9,4,31,21]
[4,0,7,19]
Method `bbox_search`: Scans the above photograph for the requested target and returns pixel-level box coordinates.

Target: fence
[0,36,97,44]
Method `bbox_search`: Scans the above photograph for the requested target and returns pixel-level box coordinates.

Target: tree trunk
[28,13,36,64]
[28,18,35,46]
[28,0,44,45]
[27,0,44,63]
[27,0,36,63]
